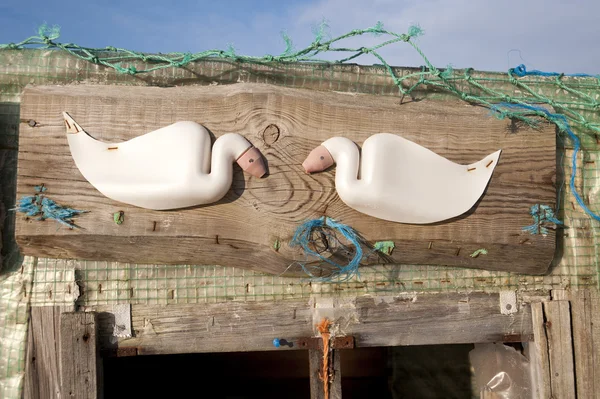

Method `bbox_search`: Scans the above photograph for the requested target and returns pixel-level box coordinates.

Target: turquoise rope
[15,186,87,228]
[492,103,600,223]
[522,204,564,235]
[290,217,364,282]
[512,64,599,79]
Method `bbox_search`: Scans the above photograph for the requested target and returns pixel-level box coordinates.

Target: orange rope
[317,318,332,399]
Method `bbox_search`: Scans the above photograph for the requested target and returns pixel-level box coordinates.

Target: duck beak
[237,147,267,178]
[302,145,334,173]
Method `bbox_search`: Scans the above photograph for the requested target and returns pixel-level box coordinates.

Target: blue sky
[1,0,599,74]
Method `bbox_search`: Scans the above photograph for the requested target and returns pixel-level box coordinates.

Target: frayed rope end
[14,186,87,229]
[522,204,563,236]
[289,217,368,282]
[407,25,424,38]
[38,23,61,41]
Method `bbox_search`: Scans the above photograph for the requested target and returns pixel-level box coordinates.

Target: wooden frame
[526,290,600,399]
[23,290,599,398]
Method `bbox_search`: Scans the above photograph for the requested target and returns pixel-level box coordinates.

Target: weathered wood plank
[552,289,600,399]
[587,290,600,399]
[570,290,600,399]
[544,301,576,399]
[24,307,73,399]
[309,349,342,399]
[530,302,551,399]
[93,293,533,355]
[17,84,556,274]
[60,312,102,399]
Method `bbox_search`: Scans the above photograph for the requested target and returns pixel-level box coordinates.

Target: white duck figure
[302,134,501,224]
[64,112,266,210]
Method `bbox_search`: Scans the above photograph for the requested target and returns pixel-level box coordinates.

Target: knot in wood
[262,124,280,146]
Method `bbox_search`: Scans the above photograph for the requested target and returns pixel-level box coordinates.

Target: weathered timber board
[60,312,102,399]
[16,84,556,274]
[24,307,69,399]
[544,301,576,399]
[93,293,533,355]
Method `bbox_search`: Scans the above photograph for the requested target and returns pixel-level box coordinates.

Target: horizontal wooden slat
[95,293,533,355]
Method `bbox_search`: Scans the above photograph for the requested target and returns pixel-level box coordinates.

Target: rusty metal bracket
[297,335,355,350]
[101,347,138,357]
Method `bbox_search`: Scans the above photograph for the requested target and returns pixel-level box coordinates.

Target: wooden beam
[24,307,70,399]
[544,301,576,399]
[309,349,342,399]
[570,290,600,399]
[17,84,556,275]
[552,289,600,398]
[95,293,533,355]
[60,312,103,399]
[529,302,551,399]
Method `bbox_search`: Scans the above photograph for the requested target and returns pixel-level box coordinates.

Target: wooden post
[60,312,103,399]
[530,302,551,399]
[544,301,576,399]
[568,290,600,398]
[24,307,66,399]
[552,289,600,398]
[530,294,600,399]
[309,349,342,399]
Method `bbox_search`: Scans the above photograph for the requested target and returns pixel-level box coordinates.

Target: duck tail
[484,149,502,169]
[63,112,84,134]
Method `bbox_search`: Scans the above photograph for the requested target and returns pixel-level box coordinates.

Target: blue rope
[522,204,564,235]
[512,64,599,79]
[290,217,364,282]
[15,186,87,228]
[492,103,600,223]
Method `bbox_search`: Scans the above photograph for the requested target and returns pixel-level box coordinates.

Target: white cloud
[284,0,600,73]
[36,0,598,74]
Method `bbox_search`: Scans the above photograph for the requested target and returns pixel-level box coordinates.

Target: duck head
[237,146,267,178]
[302,145,334,173]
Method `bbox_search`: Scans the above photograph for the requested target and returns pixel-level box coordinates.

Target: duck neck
[322,137,361,195]
[207,133,252,194]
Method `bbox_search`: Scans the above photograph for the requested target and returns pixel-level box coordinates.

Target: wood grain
[530,302,551,399]
[94,292,533,355]
[571,290,600,399]
[552,289,600,399]
[60,312,102,399]
[544,301,576,399]
[24,306,73,399]
[16,84,556,274]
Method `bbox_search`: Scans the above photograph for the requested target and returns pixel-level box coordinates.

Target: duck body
[64,113,266,210]
[303,134,501,224]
